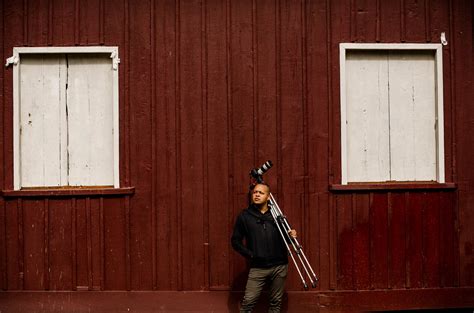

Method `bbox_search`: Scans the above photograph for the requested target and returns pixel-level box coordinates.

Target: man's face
[252,184,270,205]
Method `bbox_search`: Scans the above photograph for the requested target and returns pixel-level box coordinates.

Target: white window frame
[9,46,120,190]
[339,43,445,185]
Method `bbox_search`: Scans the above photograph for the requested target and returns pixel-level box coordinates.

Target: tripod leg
[277,214,319,287]
[270,207,309,290]
[269,194,319,287]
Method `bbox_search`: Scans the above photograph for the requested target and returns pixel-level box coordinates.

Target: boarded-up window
[340,44,444,184]
[13,49,119,189]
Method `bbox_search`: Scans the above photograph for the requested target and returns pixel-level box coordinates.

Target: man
[231,183,297,313]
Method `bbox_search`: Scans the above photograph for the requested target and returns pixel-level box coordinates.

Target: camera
[250,160,273,181]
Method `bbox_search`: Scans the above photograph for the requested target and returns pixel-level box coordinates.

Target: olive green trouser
[240,264,288,313]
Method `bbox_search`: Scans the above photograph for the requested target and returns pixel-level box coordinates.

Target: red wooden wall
[0,0,473,310]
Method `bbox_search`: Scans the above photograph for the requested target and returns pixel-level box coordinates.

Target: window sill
[329,182,457,192]
[1,187,135,198]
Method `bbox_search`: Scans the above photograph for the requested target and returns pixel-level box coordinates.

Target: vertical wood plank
[175,0,183,291]
[453,189,460,287]
[400,0,406,42]
[5,200,20,290]
[406,192,424,288]
[230,0,254,192]
[23,199,45,290]
[329,193,337,290]
[229,0,255,290]
[49,199,72,290]
[354,0,378,42]
[128,0,153,290]
[307,0,329,193]
[439,191,455,287]
[150,0,157,291]
[275,0,282,195]
[71,198,77,290]
[424,0,431,42]
[99,197,104,290]
[207,0,230,290]
[90,198,101,290]
[0,201,5,290]
[336,194,353,290]
[154,0,179,291]
[74,0,80,44]
[75,198,88,289]
[43,199,50,290]
[125,196,131,290]
[370,192,388,289]
[423,192,440,288]
[79,0,101,44]
[453,0,474,288]
[86,197,92,290]
[99,0,104,44]
[226,0,235,291]
[375,0,381,41]
[23,0,28,44]
[255,0,277,178]
[51,0,75,45]
[179,0,205,291]
[202,0,210,291]
[47,0,53,45]
[404,0,427,42]
[317,193,330,291]
[353,193,370,290]
[4,0,25,191]
[330,0,350,184]
[103,197,127,290]
[389,192,407,288]
[27,0,49,45]
[279,0,304,290]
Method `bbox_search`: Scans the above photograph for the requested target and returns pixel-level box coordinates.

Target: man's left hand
[288,229,297,238]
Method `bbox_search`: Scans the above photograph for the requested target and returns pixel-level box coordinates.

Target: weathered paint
[18,53,115,187]
[0,0,473,312]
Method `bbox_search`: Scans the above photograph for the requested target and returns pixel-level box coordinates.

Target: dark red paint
[0,0,473,312]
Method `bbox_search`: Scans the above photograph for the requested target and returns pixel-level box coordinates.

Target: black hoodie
[231,204,288,268]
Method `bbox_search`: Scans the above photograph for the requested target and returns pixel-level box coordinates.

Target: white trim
[339,43,442,50]
[339,43,445,184]
[11,46,120,189]
[13,46,118,55]
[435,46,445,183]
[13,54,20,190]
[340,47,348,184]
[112,56,120,188]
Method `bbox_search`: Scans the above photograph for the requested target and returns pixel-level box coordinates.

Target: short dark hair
[250,182,271,193]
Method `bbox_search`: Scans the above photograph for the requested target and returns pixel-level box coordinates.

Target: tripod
[250,161,318,290]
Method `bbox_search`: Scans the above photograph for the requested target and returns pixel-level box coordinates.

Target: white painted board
[19,55,67,187]
[66,54,114,186]
[346,51,390,182]
[388,51,437,181]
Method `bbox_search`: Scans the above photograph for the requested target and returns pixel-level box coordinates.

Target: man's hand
[288,229,297,238]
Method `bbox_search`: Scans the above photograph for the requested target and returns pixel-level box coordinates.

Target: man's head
[251,183,270,206]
